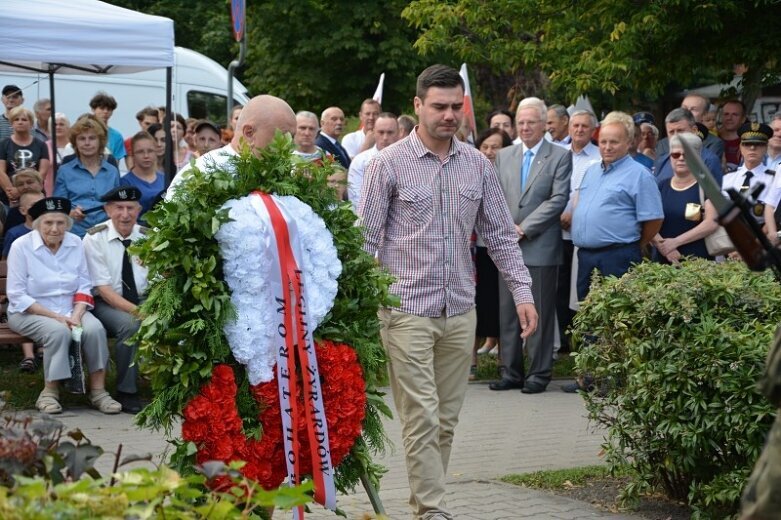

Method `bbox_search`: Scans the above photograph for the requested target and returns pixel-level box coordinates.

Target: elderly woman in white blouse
[6,197,121,414]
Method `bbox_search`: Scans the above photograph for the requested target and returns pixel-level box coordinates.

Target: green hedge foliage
[572,259,779,519]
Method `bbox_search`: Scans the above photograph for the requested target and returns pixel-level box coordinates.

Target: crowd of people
[1,67,779,519]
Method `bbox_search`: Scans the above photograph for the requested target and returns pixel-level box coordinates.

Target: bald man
[166,95,296,197]
[315,106,351,168]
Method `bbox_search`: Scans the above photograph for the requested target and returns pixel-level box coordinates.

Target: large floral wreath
[132,135,396,494]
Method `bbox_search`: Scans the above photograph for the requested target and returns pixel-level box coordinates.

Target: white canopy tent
[0,0,176,178]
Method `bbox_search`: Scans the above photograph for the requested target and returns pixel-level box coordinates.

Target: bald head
[232,94,296,153]
[320,106,345,139]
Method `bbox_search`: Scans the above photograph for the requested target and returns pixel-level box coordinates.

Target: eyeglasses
[670,152,685,159]
[741,143,765,149]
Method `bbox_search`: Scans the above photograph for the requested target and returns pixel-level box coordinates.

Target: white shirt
[341,129,367,159]
[165,144,238,199]
[562,141,600,239]
[83,219,149,298]
[348,145,379,211]
[7,230,93,316]
[723,165,775,218]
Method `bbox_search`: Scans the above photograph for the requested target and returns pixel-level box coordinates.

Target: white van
[0,47,250,138]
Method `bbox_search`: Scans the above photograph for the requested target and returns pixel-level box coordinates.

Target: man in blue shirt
[572,111,664,302]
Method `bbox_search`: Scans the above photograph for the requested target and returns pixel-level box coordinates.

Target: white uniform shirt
[722,165,774,202]
[165,144,238,199]
[348,145,379,211]
[82,219,149,298]
[7,230,93,315]
[562,141,601,240]
[341,129,367,159]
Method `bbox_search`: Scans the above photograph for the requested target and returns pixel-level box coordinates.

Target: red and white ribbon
[250,192,337,517]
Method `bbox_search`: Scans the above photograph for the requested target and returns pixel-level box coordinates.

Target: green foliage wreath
[132,133,396,492]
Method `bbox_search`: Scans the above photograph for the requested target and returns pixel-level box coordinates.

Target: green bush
[0,404,310,518]
[571,259,779,519]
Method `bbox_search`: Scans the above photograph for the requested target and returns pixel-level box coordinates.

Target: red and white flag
[459,63,477,144]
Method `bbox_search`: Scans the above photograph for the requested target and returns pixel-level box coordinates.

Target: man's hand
[655,237,678,256]
[560,211,572,231]
[516,303,538,339]
[515,224,525,240]
[70,206,85,221]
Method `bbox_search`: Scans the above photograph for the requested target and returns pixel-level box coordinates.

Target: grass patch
[472,351,577,381]
[501,465,617,489]
[0,343,151,410]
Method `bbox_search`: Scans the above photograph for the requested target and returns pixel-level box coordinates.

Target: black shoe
[520,382,546,394]
[562,377,595,394]
[489,379,524,391]
[116,392,145,414]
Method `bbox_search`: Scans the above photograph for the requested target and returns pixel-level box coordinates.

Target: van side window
[187,91,244,128]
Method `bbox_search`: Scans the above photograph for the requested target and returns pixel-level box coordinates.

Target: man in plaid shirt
[359,64,538,520]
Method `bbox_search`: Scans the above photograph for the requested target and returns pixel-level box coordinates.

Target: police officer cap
[28,197,71,221]
[739,122,773,145]
[101,186,142,203]
[632,112,655,126]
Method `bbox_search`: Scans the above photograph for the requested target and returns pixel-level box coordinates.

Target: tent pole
[49,66,57,183]
[164,66,174,186]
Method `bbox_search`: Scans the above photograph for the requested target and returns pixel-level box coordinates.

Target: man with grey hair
[315,106,350,168]
[558,109,600,351]
[293,110,324,161]
[654,107,723,184]
[491,96,571,394]
[656,93,724,158]
[33,98,51,141]
[546,104,571,145]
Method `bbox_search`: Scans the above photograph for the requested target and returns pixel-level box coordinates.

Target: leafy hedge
[572,259,778,519]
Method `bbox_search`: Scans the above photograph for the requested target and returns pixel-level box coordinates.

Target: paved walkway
[50,380,642,520]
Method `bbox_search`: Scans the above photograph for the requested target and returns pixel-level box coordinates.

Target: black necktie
[121,239,140,305]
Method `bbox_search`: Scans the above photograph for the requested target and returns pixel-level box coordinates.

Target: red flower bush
[182,340,366,490]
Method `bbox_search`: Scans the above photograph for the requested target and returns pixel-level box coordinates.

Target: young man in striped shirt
[359,64,538,520]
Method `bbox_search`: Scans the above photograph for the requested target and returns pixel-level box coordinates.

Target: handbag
[699,187,735,256]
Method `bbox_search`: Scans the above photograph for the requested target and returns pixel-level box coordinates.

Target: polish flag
[372,73,385,104]
[459,63,477,144]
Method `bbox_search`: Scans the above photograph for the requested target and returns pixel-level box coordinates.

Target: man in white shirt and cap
[83,186,149,413]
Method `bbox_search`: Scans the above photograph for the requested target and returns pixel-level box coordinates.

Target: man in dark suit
[655,94,725,160]
[315,106,351,169]
[490,97,572,394]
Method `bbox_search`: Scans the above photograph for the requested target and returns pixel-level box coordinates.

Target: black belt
[579,241,640,254]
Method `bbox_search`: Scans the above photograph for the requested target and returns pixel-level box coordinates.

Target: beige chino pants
[379,308,476,520]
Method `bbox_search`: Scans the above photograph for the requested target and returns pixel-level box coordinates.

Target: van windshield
[187,90,244,128]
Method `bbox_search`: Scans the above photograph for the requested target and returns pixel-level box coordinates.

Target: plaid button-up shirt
[359,130,533,318]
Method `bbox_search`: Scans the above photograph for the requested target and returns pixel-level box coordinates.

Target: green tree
[403,0,781,109]
[243,0,452,116]
[112,0,236,68]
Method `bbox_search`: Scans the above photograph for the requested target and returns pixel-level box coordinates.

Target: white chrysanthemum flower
[216,194,341,385]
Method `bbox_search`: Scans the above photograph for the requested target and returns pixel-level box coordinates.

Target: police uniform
[82,187,148,406]
[741,326,781,518]
[721,122,775,223]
